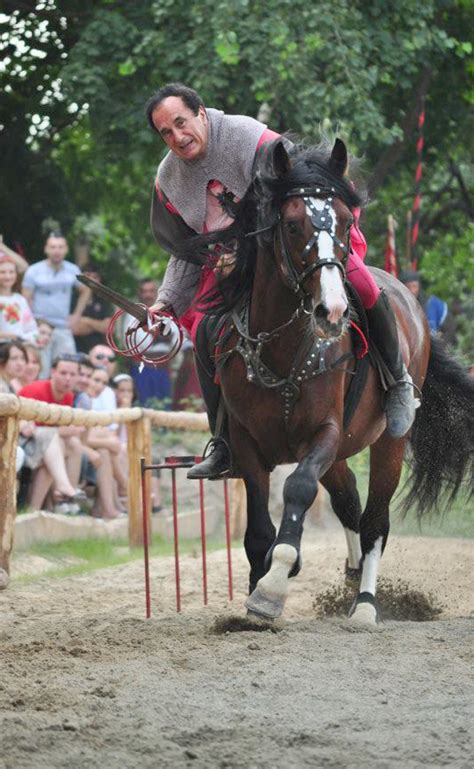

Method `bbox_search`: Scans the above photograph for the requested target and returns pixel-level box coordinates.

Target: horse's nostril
[315,303,329,319]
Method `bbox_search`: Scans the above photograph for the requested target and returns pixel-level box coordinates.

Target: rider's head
[145,83,209,162]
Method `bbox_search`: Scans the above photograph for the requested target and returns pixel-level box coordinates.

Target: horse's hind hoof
[245,590,284,620]
[344,559,362,584]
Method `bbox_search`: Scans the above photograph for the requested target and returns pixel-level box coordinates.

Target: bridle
[218,186,355,427]
[277,186,349,300]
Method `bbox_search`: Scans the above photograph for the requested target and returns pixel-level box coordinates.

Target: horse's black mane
[176,141,366,316]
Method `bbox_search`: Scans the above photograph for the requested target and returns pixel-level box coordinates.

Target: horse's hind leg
[350,433,406,625]
[321,460,362,581]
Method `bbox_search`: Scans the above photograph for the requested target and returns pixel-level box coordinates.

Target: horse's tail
[404,336,474,516]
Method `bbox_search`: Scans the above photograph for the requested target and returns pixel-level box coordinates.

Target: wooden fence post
[0,415,19,588]
[127,414,152,548]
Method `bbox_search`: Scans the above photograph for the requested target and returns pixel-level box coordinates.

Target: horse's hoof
[246,609,274,624]
[245,544,298,620]
[348,592,379,626]
[0,568,9,590]
[245,589,284,620]
[344,559,362,584]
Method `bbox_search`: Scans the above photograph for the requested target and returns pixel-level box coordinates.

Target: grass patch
[16,536,225,584]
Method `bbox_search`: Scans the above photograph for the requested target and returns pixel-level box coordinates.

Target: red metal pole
[199,479,208,606]
[223,479,233,601]
[171,467,181,612]
[141,458,151,619]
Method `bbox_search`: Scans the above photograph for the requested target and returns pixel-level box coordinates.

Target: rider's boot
[187,323,231,480]
[366,290,420,438]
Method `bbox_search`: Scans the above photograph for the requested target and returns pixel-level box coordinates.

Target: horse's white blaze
[344,527,362,570]
[321,265,347,324]
[359,536,383,595]
[306,198,347,324]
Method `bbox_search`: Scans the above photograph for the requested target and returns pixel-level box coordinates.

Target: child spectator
[86,366,125,519]
[35,318,54,379]
[0,254,38,342]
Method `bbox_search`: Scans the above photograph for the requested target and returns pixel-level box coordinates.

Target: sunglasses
[94,353,116,362]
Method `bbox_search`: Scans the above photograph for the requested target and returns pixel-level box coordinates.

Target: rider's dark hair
[145,83,205,132]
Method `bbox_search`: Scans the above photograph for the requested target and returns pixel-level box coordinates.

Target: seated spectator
[72,263,113,353]
[22,232,90,371]
[0,341,28,471]
[111,372,163,512]
[88,344,117,411]
[10,343,42,392]
[35,318,54,379]
[72,353,93,409]
[86,366,125,519]
[0,340,28,394]
[18,355,86,512]
[0,254,38,342]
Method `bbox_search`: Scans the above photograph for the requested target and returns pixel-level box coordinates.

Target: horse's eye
[286,221,300,236]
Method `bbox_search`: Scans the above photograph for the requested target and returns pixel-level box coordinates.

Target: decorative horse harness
[215,186,356,426]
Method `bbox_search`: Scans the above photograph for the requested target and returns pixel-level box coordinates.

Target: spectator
[0,340,27,393]
[111,372,163,512]
[72,263,113,353]
[22,232,90,372]
[35,318,54,379]
[86,365,125,519]
[399,270,455,341]
[72,353,93,410]
[0,345,81,510]
[10,343,42,392]
[126,278,175,406]
[18,354,86,510]
[88,344,117,411]
[0,341,27,472]
[0,254,38,342]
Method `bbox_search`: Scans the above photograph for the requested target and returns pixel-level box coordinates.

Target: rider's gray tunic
[151,108,268,316]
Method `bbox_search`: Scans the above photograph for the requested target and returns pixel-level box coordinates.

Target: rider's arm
[150,183,202,316]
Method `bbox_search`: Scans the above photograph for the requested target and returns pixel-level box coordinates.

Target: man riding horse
[147,83,418,479]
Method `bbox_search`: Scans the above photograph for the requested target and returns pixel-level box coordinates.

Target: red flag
[384,214,398,276]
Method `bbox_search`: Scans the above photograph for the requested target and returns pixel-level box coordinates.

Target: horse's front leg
[246,423,339,619]
[229,419,275,595]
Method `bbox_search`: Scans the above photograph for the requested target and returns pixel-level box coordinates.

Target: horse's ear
[328,139,348,177]
[272,140,291,178]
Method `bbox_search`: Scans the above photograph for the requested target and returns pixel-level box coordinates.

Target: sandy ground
[1,527,473,769]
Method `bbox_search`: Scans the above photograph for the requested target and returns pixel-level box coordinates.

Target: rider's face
[152,96,209,162]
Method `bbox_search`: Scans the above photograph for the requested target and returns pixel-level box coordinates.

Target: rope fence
[0,393,213,584]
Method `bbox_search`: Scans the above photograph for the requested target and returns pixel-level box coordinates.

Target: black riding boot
[187,320,231,480]
[366,290,419,438]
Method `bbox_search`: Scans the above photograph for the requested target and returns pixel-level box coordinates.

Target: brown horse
[184,139,473,624]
